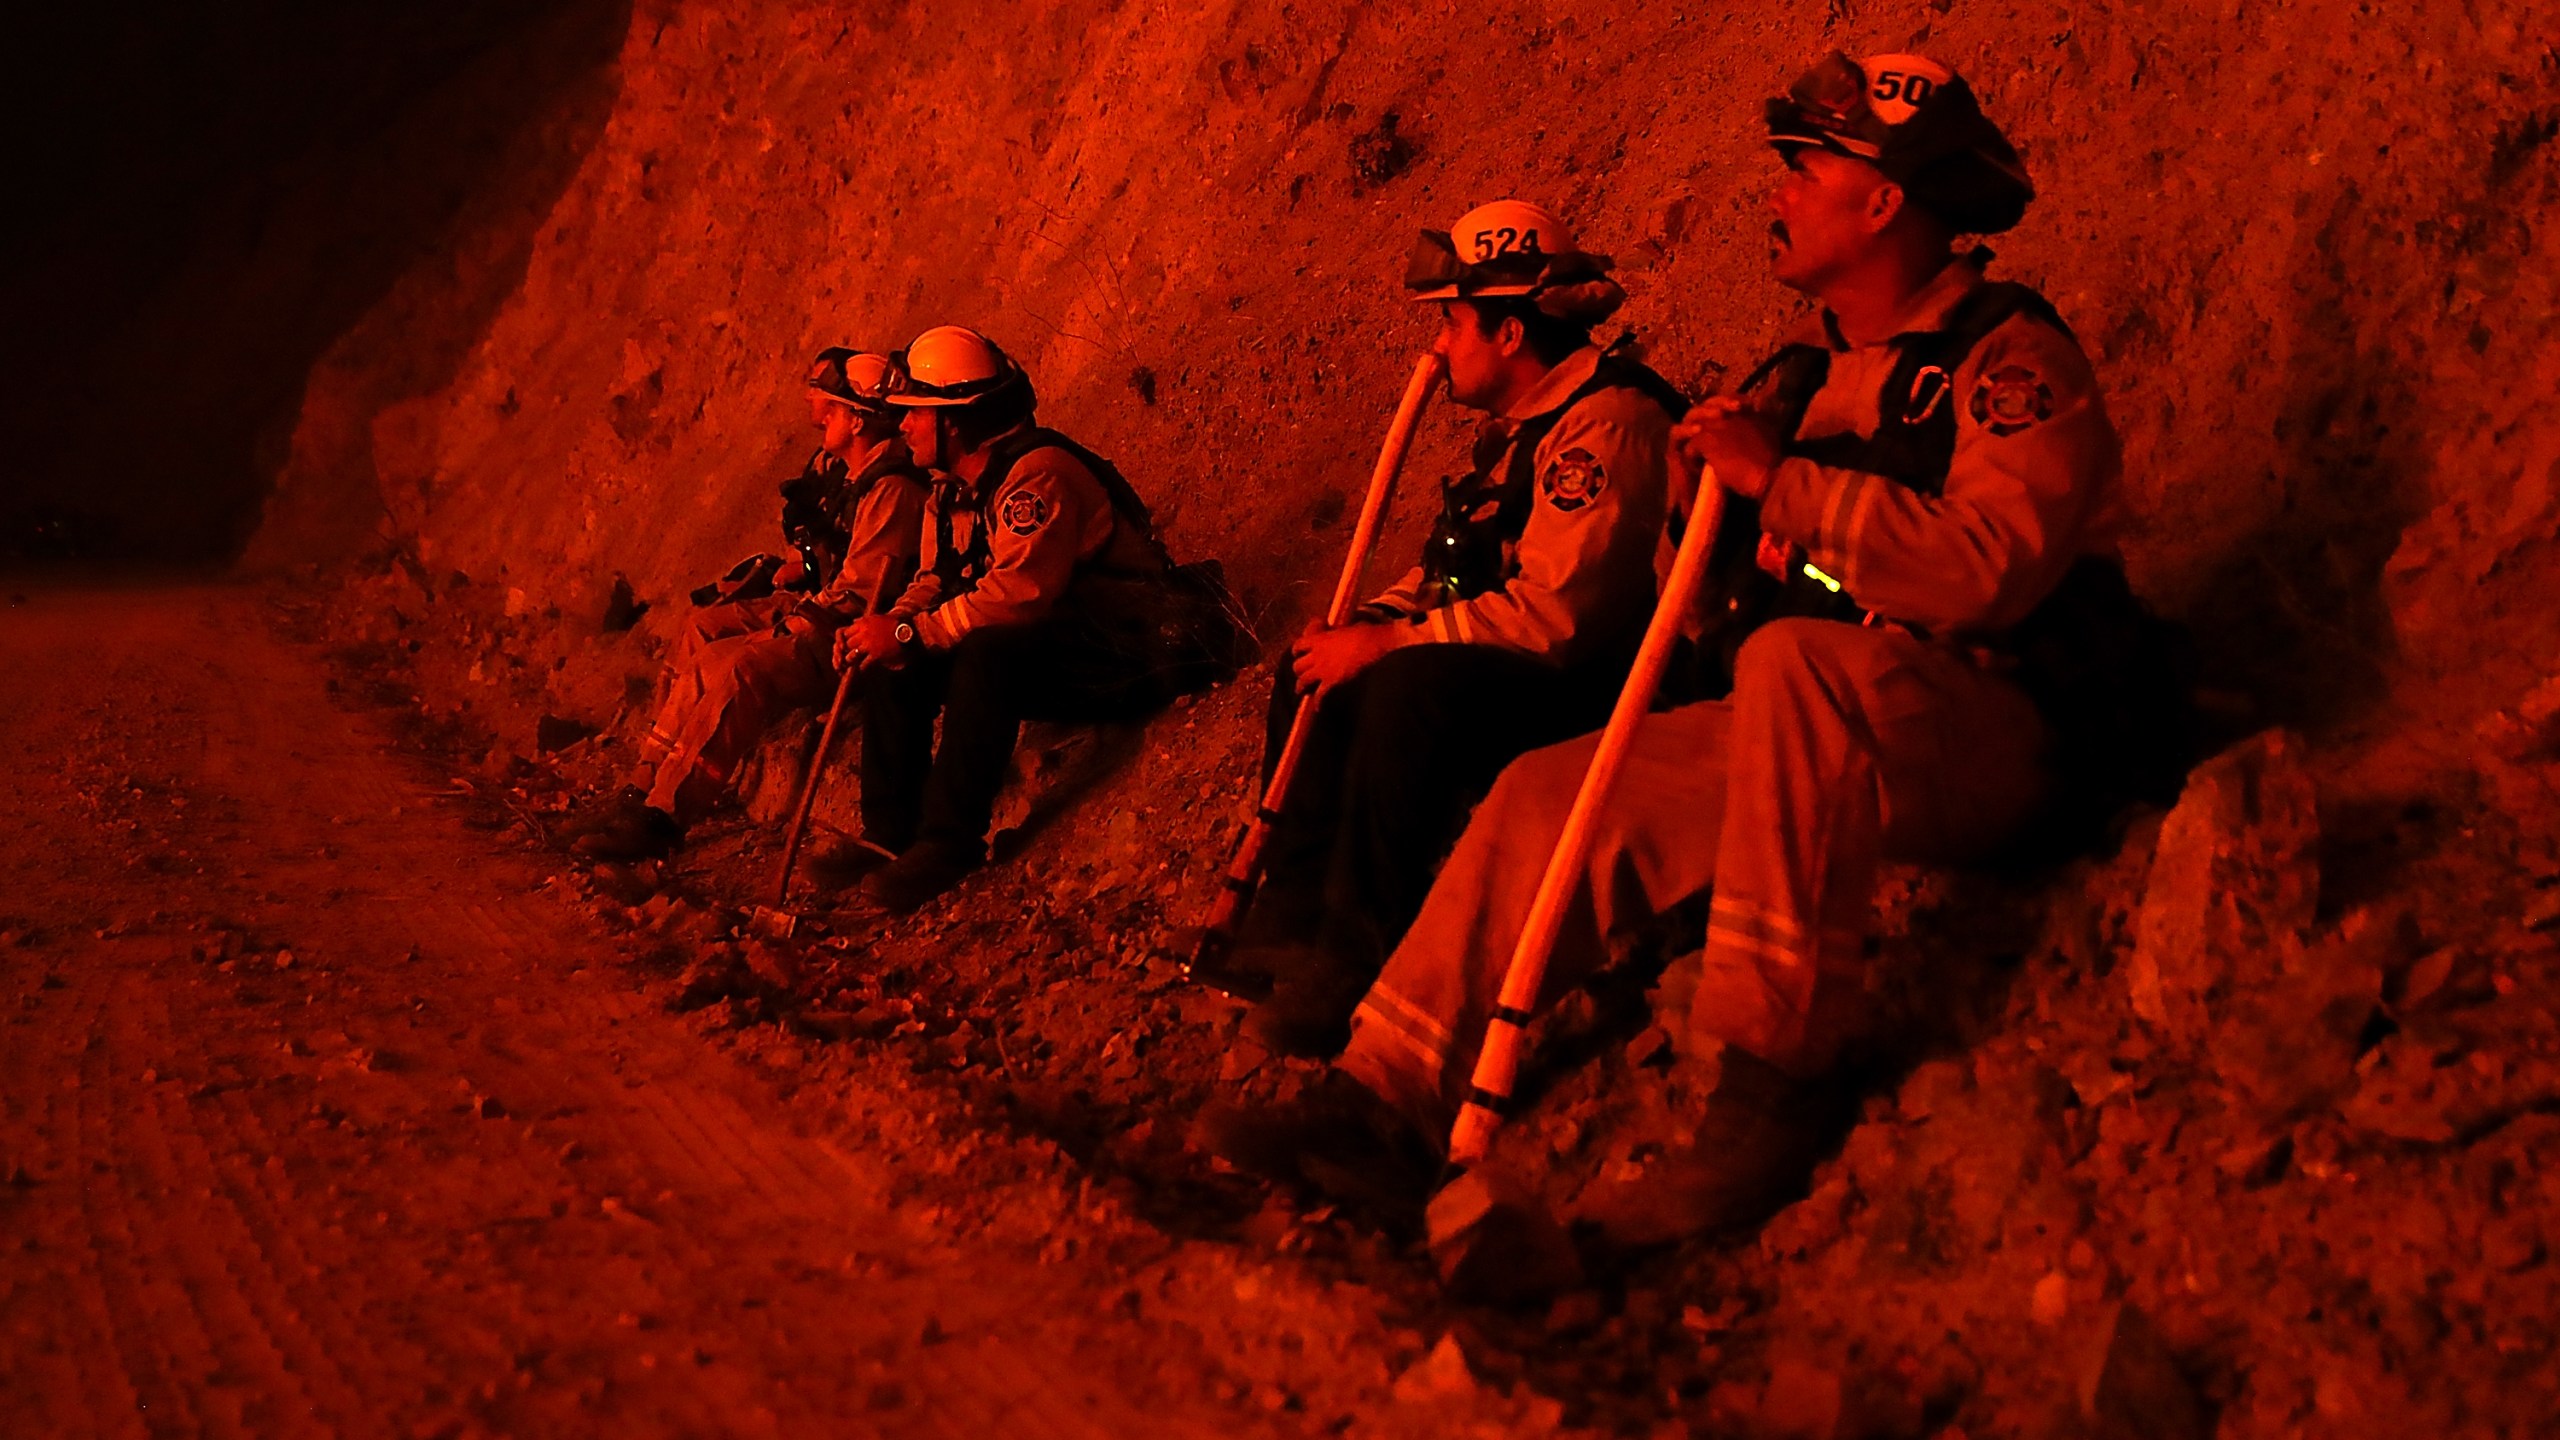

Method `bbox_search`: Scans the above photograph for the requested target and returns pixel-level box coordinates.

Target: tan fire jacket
[1365,345,1674,667]
[805,444,930,622]
[1742,258,2124,636]
[887,429,1158,651]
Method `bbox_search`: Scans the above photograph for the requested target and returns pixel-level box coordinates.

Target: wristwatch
[892,620,918,648]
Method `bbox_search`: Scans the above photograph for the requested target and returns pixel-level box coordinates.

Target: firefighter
[832,325,1183,912]
[571,349,929,861]
[1219,200,1682,1060]
[1211,52,2132,1238]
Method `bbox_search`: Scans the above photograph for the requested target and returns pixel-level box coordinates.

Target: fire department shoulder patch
[1540,447,1607,513]
[1968,364,2055,437]
[996,490,1051,536]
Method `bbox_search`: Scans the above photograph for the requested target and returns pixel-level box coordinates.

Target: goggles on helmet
[1764,51,2033,233]
[884,349,1020,405]
[1403,229,1603,301]
[806,346,861,403]
[811,346,902,417]
[1764,51,1901,159]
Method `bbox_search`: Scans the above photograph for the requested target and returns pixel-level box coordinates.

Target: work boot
[1563,1048,1854,1253]
[1198,1069,1439,1216]
[569,789,682,862]
[554,784,645,840]
[861,838,981,914]
[1243,959,1373,1059]
[1183,937,1282,1003]
[807,834,903,889]
[589,862,658,907]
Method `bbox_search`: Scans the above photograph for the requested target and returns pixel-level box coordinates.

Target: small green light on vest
[1802,562,1843,593]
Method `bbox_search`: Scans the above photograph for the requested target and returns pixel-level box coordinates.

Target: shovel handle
[1447,469,1729,1164]
[1324,351,1445,628]
[771,665,859,909]
[1192,351,1444,968]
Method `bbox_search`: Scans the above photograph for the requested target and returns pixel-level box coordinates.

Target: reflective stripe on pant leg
[1694,620,2043,1076]
[647,601,786,762]
[1339,703,1731,1138]
[646,628,832,823]
[1695,619,1886,1074]
[1338,736,1588,1140]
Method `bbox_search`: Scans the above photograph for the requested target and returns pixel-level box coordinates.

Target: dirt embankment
[256,0,2560,736]
[187,0,2560,1435]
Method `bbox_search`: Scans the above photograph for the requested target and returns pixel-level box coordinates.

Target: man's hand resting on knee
[834,614,910,673]
[1289,620,1411,699]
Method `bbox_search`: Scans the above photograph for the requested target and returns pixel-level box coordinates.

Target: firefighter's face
[899,406,947,471]
[805,388,838,427]
[1768,146,1896,293]
[817,402,864,457]
[1433,303,1517,413]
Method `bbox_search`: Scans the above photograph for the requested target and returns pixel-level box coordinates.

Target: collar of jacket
[851,439,921,487]
[1497,343,1605,423]
[1788,252,1991,352]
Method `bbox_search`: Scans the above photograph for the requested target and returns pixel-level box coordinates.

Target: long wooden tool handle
[1194,351,1445,961]
[1446,470,1730,1164]
[1323,351,1445,627]
[771,665,860,909]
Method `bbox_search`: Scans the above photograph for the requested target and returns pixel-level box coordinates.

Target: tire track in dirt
[63,978,219,1438]
[451,898,844,1218]
[447,890,1105,1440]
[99,980,322,1439]
[126,960,414,1438]
[3,584,1442,1439]
[405,722,1198,1435]
[139,984,396,1436]
[24,989,151,1440]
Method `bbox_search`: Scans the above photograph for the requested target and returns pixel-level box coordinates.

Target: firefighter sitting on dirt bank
[570,349,929,862]
[1211,52,2138,1242]
[1212,200,1683,1059]
[832,325,1200,913]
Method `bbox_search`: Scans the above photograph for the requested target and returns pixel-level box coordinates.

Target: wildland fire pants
[1244,643,1619,989]
[1338,618,2051,1139]
[641,597,838,824]
[858,612,1163,858]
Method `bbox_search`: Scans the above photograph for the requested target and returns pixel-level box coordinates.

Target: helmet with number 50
[1765,51,2034,234]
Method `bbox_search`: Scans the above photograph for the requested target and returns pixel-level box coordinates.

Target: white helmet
[1765,51,2034,234]
[1404,199,1612,301]
[886,325,1026,408]
[807,347,898,417]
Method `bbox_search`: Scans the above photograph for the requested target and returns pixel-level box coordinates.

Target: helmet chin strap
[927,410,970,477]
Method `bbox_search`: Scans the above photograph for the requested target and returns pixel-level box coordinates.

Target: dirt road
[0,584,1471,1438]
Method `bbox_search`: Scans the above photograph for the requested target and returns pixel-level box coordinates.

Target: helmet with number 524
[1403,198,1625,324]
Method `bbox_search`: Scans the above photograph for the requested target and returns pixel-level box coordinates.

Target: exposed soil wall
[259,0,2560,737]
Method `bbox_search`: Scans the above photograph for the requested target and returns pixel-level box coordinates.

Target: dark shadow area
[2179,173,2422,737]
[988,721,1155,863]
[0,0,629,565]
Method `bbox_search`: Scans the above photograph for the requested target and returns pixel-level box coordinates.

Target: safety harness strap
[1422,338,1688,601]
[933,427,1170,593]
